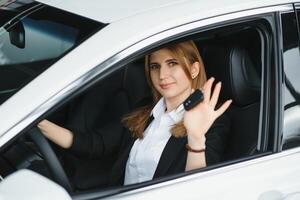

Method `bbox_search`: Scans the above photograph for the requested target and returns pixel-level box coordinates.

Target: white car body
[0,0,300,199]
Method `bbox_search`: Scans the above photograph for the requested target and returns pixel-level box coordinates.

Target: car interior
[198,29,262,160]
[0,21,264,195]
[281,12,300,150]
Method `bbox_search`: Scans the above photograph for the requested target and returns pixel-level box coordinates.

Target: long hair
[122,40,207,138]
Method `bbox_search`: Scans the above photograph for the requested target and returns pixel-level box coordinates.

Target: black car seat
[54,59,151,190]
[202,45,261,160]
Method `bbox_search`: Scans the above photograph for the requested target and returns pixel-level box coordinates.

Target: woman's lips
[159,83,175,89]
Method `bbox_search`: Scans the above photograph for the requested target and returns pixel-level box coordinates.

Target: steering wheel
[28,127,73,192]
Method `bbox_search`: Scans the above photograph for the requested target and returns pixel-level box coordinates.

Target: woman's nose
[159,65,170,79]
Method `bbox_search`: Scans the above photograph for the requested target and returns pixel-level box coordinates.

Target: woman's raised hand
[183,77,232,147]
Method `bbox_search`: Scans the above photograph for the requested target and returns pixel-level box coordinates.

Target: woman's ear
[190,62,200,79]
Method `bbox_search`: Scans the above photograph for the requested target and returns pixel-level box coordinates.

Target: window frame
[65,12,276,200]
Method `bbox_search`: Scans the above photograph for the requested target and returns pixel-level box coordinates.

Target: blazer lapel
[109,135,134,186]
[109,115,155,186]
[145,114,154,129]
[153,135,187,178]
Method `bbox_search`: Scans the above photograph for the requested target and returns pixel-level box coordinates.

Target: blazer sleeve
[67,121,127,159]
[205,113,231,165]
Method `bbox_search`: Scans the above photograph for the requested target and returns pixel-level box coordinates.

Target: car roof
[36,0,297,23]
[36,0,188,23]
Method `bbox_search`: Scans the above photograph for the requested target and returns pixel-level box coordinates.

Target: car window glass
[281,11,300,150]
[0,0,104,105]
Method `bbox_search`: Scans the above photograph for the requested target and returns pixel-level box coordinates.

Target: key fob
[183,89,204,111]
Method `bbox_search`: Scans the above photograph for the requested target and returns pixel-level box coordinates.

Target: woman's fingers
[203,77,214,103]
[210,82,221,107]
[215,99,232,117]
[201,78,231,117]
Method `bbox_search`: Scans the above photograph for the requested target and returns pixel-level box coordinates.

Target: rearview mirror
[8,20,25,49]
[3,20,25,49]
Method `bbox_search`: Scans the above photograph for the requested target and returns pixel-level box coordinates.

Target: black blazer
[69,113,230,186]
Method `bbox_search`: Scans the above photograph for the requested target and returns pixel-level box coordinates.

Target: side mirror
[0,169,71,200]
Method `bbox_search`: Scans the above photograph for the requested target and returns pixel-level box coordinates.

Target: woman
[38,40,232,186]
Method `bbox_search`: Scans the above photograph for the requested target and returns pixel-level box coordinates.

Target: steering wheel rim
[28,127,73,192]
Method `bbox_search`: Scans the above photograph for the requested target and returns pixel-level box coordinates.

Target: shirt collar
[168,103,185,123]
[151,98,165,119]
[151,98,185,123]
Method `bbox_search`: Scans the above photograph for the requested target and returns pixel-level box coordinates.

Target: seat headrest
[123,59,152,109]
[202,45,261,106]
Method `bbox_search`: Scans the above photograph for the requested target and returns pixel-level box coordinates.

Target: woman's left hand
[183,77,232,147]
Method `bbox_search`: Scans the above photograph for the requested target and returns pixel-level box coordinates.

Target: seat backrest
[55,59,151,190]
[202,45,261,160]
[65,59,151,129]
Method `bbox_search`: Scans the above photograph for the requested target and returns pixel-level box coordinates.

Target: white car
[0,0,300,199]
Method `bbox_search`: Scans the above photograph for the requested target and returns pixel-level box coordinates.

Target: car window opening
[0,17,269,198]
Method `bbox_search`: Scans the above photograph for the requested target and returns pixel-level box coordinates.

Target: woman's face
[149,48,192,103]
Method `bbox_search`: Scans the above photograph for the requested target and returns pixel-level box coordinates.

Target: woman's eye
[168,61,178,67]
[150,64,159,70]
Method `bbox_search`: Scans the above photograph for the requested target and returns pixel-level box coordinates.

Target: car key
[183,89,204,111]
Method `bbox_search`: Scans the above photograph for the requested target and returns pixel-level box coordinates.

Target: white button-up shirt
[124,98,185,185]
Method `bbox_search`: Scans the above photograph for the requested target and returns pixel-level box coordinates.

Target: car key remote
[183,89,204,111]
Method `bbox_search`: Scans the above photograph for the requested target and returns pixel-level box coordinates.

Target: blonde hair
[122,40,207,138]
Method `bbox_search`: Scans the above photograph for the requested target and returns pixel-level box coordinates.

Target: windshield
[0,0,105,105]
